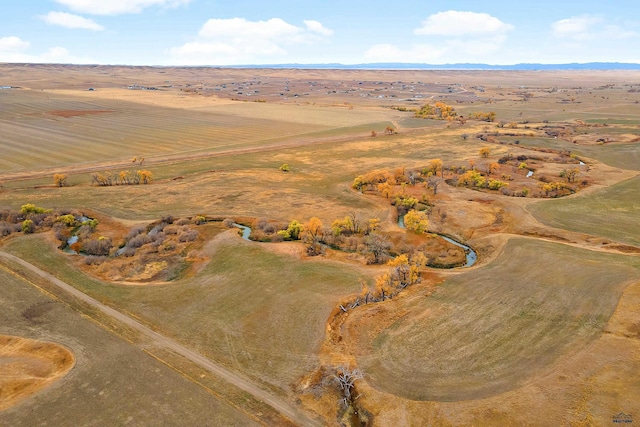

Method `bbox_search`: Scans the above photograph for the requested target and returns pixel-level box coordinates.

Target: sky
[0,0,639,66]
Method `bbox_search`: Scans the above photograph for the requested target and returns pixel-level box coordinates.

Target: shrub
[125,225,146,241]
[488,179,509,190]
[83,237,113,256]
[222,218,235,228]
[21,204,50,215]
[57,214,77,227]
[256,217,269,230]
[22,219,35,234]
[0,222,12,236]
[178,230,198,242]
[164,226,179,235]
[126,235,147,249]
[85,256,107,266]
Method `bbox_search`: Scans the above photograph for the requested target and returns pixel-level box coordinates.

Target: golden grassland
[1,64,639,425]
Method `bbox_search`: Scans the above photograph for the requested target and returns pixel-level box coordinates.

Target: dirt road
[0,251,321,427]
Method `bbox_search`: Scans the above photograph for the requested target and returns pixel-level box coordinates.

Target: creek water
[398,214,477,267]
[233,223,252,240]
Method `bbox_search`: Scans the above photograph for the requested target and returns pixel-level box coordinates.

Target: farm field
[0,64,639,426]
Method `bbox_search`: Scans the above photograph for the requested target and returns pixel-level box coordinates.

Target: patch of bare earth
[0,335,74,411]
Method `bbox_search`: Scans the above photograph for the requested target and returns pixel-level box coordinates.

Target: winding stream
[234,218,477,268]
[232,223,252,240]
[398,215,477,267]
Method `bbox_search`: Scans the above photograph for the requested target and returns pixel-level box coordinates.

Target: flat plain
[0,63,639,426]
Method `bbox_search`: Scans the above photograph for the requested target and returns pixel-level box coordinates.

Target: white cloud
[42,11,104,31]
[551,15,601,40]
[198,17,300,39]
[414,11,513,37]
[0,36,30,52]
[304,20,333,36]
[0,36,94,63]
[170,17,333,65]
[39,46,94,63]
[552,15,638,43]
[391,11,514,63]
[54,0,191,15]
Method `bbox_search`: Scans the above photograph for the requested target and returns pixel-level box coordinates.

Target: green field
[2,233,363,393]
[0,89,400,173]
[528,175,640,246]
[0,264,260,426]
[354,238,640,401]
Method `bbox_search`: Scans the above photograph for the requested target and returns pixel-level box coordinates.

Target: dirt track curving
[0,251,321,427]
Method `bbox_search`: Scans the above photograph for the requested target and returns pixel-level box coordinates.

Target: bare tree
[364,233,391,264]
[333,366,363,407]
[406,170,420,186]
[427,175,442,194]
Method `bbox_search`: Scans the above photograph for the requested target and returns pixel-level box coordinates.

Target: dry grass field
[1,64,639,426]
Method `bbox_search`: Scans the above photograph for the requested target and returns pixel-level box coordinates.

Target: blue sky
[0,0,638,65]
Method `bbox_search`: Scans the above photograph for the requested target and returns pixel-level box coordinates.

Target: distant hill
[231,62,640,70]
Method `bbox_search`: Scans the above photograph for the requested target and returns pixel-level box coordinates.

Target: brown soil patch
[0,335,74,411]
[46,110,112,118]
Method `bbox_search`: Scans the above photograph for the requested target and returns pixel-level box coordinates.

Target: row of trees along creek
[91,169,153,186]
[249,214,391,261]
[354,147,583,200]
[52,169,153,187]
[412,101,496,124]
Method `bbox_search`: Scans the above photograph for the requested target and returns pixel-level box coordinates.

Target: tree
[458,170,486,188]
[403,210,429,234]
[365,218,380,235]
[487,162,499,176]
[136,170,153,184]
[119,170,132,185]
[560,167,580,183]
[479,147,491,158]
[406,170,420,186]
[333,366,363,408]
[375,272,394,300]
[285,220,302,240]
[428,158,444,177]
[427,175,442,194]
[370,130,377,137]
[56,214,77,227]
[352,176,365,192]
[384,126,395,135]
[377,181,393,198]
[279,163,290,172]
[302,217,324,255]
[21,204,50,215]
[22,219,35,234]
[53,173,68,187]
[387,255,421,289]
[364,233,391,264]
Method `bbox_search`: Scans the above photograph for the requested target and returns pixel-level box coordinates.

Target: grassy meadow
[2,233,364,394]
[0,259,262,426]
[349,238,640,401]
[528,175,640,246]
[1,65,639,425]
